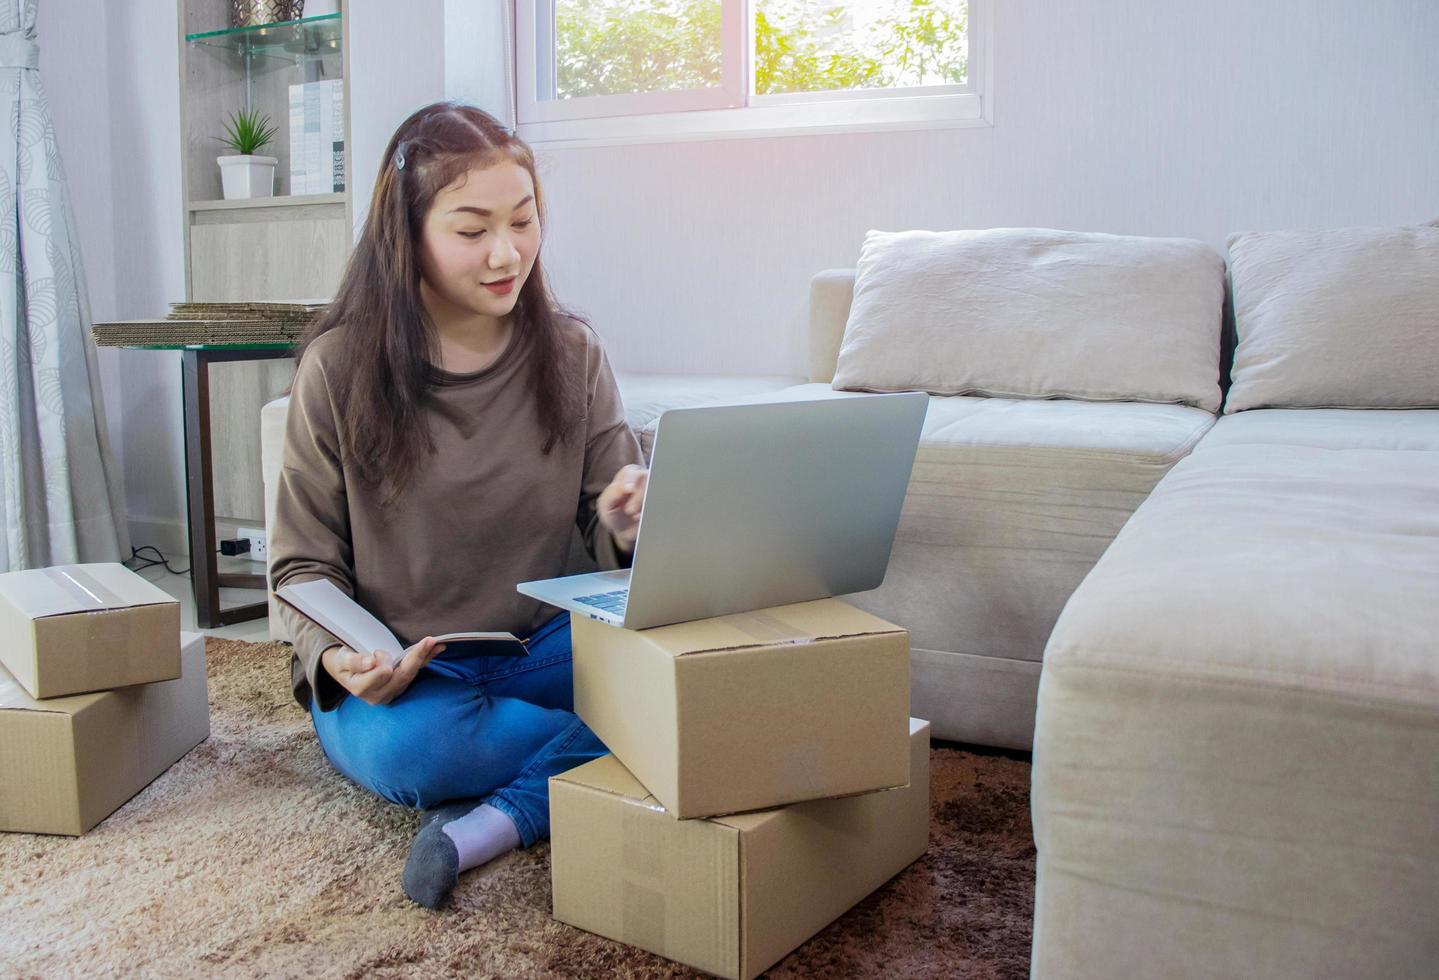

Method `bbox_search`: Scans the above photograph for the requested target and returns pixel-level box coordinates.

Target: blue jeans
[308,611,607,847]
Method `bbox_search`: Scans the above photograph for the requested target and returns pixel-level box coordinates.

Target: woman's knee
[325,710,455,806]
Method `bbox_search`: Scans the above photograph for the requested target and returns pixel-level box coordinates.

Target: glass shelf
[185,12,341,61]
[187,192,346,213]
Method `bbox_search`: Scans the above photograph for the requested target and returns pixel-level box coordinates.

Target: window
[515,1,989,146]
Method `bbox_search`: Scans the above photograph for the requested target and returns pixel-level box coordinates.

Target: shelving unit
[174,2,354,603]
[180,9,348,209]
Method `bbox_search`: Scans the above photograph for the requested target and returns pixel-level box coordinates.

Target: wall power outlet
[237,527,268,562]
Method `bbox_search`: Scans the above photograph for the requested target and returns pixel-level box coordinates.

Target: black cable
[124,545,190,577]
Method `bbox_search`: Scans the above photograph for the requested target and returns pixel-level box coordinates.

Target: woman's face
[417,159,541,322]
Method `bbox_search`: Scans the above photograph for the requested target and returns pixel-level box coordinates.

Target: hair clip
[394,146,406,170]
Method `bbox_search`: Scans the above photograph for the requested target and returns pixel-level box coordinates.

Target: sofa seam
[1042,657,1439,714]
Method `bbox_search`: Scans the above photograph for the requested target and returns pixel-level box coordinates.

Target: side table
[126,342,296,628]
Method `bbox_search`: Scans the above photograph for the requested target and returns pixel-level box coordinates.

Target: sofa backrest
[1223,225,1439,413]
[810,229,1227,412]
[811,267,1241,401]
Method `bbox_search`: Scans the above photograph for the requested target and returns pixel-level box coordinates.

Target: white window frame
[515,0,992,148]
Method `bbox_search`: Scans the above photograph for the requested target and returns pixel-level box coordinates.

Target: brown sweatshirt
[269,318,643,712]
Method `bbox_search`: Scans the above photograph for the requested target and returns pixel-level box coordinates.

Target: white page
[276,579,403,666]
[276,580,528,665]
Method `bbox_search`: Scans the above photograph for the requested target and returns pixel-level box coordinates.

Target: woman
[269,102,647,910]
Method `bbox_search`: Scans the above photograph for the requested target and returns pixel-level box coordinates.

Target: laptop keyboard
[574,588,629,614]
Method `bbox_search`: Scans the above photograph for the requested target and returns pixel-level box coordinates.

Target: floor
[135,553,277,644]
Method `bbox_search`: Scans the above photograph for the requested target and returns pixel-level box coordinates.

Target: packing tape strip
[621,804,668,954]
[44,566,127,610]
[84,606,136,670]
[620,880,668,954]
[0,667,31,709]
[46,567,138,682]
[719,609,817,646]
[622,801,666,876]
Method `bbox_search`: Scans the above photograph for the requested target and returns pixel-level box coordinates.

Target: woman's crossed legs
[308,612,607,904]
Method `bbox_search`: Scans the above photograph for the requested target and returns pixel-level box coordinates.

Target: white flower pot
[217,154,278,200]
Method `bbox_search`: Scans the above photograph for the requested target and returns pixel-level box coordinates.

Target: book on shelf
[288,79,345,195]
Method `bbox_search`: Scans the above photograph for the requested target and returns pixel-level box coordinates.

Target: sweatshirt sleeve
[269,346,353,713]
[576,331,644,571]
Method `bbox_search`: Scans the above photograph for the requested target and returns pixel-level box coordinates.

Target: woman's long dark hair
[296,102,586,508]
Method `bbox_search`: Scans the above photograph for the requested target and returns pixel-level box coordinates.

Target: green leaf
[214,107,277,155]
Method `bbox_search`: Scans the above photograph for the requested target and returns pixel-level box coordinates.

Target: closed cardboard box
[0,631,210,836]
[0,563,181,698]
[551,717,931,980]
[571,598,910,818]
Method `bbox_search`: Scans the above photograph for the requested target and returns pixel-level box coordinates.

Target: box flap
[711,718,929,834]
[0,563,176,620]
[0,659,104,715]
[553,754,668,812]
[638,598,905,658]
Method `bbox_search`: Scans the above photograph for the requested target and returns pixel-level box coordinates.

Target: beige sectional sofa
[1030,225,1439,976]
[261,228,1234,752]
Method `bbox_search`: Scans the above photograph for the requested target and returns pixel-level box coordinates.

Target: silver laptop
[516,391,928,629]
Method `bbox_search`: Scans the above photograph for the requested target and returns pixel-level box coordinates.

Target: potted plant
[215,108,279,200]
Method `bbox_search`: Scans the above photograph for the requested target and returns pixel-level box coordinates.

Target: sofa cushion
[642,383,1214,748]
[613,372,803,458]
[1197,408,1439,453]
[831,228,1226,411]
[1032,443,1439,975]
[1225,225,1439,413]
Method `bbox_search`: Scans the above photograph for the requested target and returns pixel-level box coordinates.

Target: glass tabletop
[120,342,297,351]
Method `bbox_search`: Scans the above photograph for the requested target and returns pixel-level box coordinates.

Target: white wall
[532,0,1439,375]
[348,0,447,240]
[40,0,1439,549]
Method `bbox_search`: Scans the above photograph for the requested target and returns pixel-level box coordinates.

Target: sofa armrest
[809,268,855,385]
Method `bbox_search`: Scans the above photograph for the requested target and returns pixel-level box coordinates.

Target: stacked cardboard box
[549,598,929,980]
[0,564,211,836]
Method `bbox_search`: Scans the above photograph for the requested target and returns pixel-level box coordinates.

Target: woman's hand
[597,463,648,554]
[321,637,447,706]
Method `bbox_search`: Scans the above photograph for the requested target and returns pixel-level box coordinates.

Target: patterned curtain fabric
[0,0,129,571]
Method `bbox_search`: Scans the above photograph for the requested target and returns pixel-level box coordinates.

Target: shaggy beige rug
[0,638,1035,978]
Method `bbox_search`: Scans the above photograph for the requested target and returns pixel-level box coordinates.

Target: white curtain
[0,0,129,571]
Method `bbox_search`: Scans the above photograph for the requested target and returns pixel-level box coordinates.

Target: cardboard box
[0,563,181,698]
[551,717,931,980]
[0,631,210,836]
[571,598,911,818]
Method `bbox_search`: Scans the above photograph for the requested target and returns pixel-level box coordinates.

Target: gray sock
[441,802,521,871]
[402,822,460,909]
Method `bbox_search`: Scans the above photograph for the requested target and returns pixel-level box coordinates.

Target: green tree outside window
[554,1,968,100]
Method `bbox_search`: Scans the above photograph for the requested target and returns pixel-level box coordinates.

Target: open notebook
[275,579,527,666]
